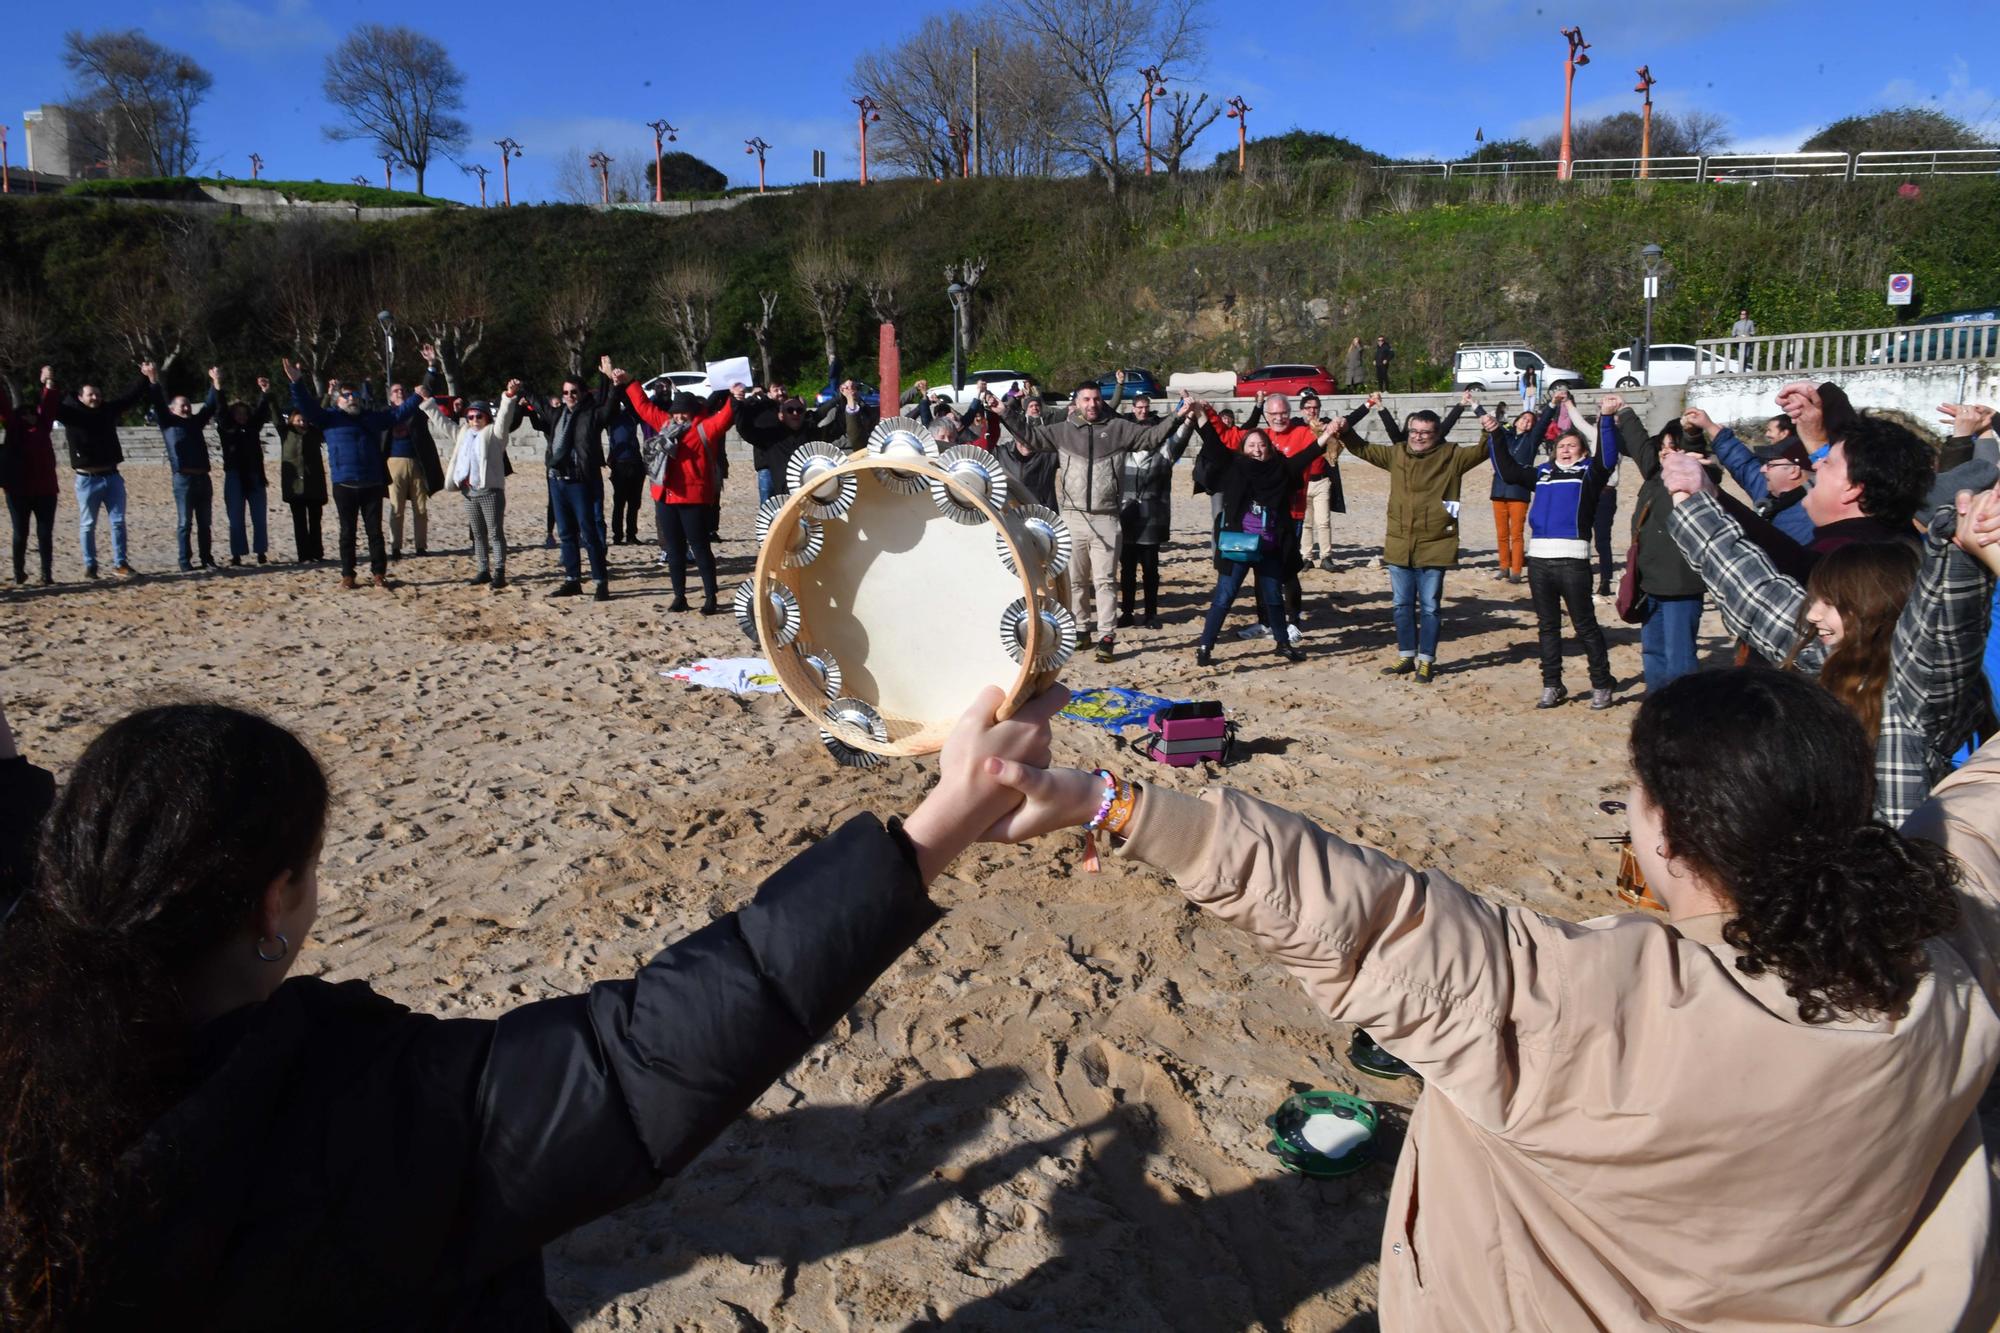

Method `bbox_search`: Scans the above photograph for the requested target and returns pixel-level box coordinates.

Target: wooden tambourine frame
[750,452,1072,760]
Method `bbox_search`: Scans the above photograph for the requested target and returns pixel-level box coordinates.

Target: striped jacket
[1489,409,1619,561]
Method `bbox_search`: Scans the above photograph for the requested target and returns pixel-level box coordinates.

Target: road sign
[1888,273,1914,306]
[1643,275,1660,299]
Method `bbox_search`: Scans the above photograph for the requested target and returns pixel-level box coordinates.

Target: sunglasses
[560,388,581,398]
[336,389,357,399]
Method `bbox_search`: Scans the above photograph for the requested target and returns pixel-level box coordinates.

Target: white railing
[1695,320,2000,376]
[1380,148,1999,182]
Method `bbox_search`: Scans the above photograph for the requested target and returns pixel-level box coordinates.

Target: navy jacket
[150,384,219,473]
[93,813,937,1331]
[289,379,421,488]
[1485,404,1549,502]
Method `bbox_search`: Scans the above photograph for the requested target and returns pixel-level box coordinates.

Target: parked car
[1867,307,2000,365]
[1599,344,1739,388]
[814,378,882,409]
[1233,364,1337,397]
[1094,368,1165,400]
[641,370,708,400]
[953,369,1036,405]
[1452,344,1582,393]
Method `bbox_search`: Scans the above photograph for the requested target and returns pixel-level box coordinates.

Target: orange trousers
[1492,499,1529,576]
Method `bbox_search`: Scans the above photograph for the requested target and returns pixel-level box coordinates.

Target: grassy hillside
[3,165,1994,395]
[62,176,450,209]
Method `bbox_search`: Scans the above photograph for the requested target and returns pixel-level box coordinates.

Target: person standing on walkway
[2,367,60,586]
[521,375,614,602]
[271,396,326,564]
[1342,337,1365,393]
[142,363,221,574]
[1003,382,1192,663]
[53,367,147,579]
[425,384,521,591]
[1373,336,1394,393]
[217,377,272,566]
[285,361,426,590]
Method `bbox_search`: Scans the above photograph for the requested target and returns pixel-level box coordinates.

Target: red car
[1234,363,1338,397]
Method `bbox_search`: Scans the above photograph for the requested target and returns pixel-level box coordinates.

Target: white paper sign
[705,356,754,392]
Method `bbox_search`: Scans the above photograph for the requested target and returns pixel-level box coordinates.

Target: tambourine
[736,417,1075,766]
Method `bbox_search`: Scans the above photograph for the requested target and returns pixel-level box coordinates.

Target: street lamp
[1639,243,1664,387]
[376,309,395,387]
[947,280,969,394]
[494,137,522,206]
[854,96,882,185]
[1634,66,1656,179]
[744,136,770,193]
[1225,96,1251,174]
[248,152,263,181]
[1139,66,1167,176]
[1557,26,1591,182]
[646,119,677,203]
[588,150,612,205]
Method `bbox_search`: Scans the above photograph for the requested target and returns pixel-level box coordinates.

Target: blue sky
[13,0,1995,204]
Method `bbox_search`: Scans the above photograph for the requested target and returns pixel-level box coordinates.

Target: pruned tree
[92,221,212,372]
[390,264,488,394]
[744,289,780,386]
[790,237,858,363]
[262,225,356,396]
[1002,0,1207,190]
[943,256,988,351]
[862,252,913,328]
[61,29,212,176]
[1147,89,1224,175]
[0,282,46,376]
[322,25,470,195]
[652,263,722,369]
[544,271,608,377]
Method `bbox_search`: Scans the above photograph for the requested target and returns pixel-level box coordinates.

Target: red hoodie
[2,386,60,499]
[625,384,736,505]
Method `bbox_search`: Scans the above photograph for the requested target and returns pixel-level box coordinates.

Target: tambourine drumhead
[750,449,1071,761]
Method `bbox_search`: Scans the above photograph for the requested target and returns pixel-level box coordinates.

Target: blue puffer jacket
[1487,404,1551,501]
[289,378,421,487]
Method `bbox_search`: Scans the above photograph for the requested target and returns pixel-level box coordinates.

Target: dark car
[1869,307,2000,365]
[814,379,882,409]
[1095,368,1165,400]
[1233,364,1337,397]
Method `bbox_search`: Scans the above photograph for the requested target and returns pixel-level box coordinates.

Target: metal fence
[1695,321,2000,377]
[1382,148,2000,182]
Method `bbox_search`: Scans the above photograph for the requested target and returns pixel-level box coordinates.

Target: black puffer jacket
[91,814,937,1331]
[56,380,150,472]
[218,394,270,485]
[1119,417,1196,546]
[736,396,854,478]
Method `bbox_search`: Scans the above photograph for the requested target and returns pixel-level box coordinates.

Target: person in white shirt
[423,382,521,591]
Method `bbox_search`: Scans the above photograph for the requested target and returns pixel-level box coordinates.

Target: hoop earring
[256,933,290,963]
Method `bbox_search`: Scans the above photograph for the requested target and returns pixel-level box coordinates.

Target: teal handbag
[1217,530,1263,561]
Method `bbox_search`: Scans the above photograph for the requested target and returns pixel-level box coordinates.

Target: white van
[1452,343,1581,394]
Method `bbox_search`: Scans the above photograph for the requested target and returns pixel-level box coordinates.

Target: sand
[0,446,1880,1330]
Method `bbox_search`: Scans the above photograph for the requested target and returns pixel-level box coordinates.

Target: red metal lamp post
[1225,96,1251,174]
[1558,26,1591,182]
[744,136,770,193]
[1140,66,1167,175]
[1634,65,1655,179]
[854,95,881,184]
[495,137,522,207]
[646,119,677,203]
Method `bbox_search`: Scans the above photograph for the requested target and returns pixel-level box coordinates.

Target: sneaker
[655,551,668,565]
[593,581,611,602]
[549,581,583,598]
[1286,622,1302,646]
[469,571,491,586]
[1094,635,1115,664]
[1413,660,1436,684]
[1493,568,1509,581]
[1381,657,1415,677]
[1194,646,1213,667]
[1509,571,1525,585]
[372,574,390,589]
[340,574,357,589]
[1320,556,1336,573]
[179,562,195,573]
[1536,685,1569,709]
[1348,1029,1416,1081]
[114,564,135,577]
[1590,687,1614,710]
[492,575,507,591]
[1237,623,1271,640]
[1366,555,1382,570]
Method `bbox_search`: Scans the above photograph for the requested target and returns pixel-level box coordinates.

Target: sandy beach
[0,442,1889,1329]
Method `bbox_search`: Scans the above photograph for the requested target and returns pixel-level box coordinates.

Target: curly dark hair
[0,705,328,1330]
[1630,669,1961,1025]
[1842,414,1936,529]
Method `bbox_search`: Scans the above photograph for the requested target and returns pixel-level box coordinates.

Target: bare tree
[1002,0,1207,190]
[61,29,212,176]
[744,289,780,386]
[790,237,858,364]
[552,146,651,204]
[389,265,488,394]
[0,283,45,376]
[862,253,913,328]
[261,225,355,396]
[652,263,722,369]
[545,271,609,377]
[943,256,988,351]
[322,25,470,195]
[1148,89,1224,174]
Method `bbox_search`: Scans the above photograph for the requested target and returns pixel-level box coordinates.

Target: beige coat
[1115,757,2000,1330]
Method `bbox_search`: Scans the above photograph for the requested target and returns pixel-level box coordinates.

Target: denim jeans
[76,471,129,570]
[1198,549,1286,649]
[224,471,268,557]
[1387,564,1446,660]
[756,467,779,505]
[171,472,215,569]
[549,475,608,583]
[1527,556,1613,689]
[1639,593,1704,689]
[1592,489,1619,593]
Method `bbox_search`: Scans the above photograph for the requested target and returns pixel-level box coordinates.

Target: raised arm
[1620,407,1661,478]
[1000,398,1059,454]
[1488,426,1537,488]
[1691,409,1768,502]
[189,377,220,428]
[1281,439,1328,480]
[103,376,151,418]
[1666,489,1816,667]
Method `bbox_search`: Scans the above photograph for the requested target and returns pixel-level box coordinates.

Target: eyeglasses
[1761,459,1801,470]
[335,390,357,400]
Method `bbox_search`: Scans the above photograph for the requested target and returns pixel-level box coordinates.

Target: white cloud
[189,0,334,52]
[1876,57,1999,132]
[1724,125,1819,156]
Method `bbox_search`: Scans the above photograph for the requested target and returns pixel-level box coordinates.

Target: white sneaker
[1237,623,1273,640]
[1286,622,1302,645]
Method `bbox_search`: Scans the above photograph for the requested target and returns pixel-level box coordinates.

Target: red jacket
[626,384,735,505]
[1201,403,1321,519]
[2,386,59,499]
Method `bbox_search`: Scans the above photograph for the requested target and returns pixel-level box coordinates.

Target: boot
[549,580,583,598]
[491,574,507,592]
[1590,687,1614,710]
[668,594,690,612]
[372,573,389,589]
[698,598,721,615]
[592,581,611,602]
[340,574,357,589]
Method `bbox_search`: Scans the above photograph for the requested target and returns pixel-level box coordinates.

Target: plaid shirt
[1670,490,1993,826]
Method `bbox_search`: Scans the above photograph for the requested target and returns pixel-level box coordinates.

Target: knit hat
[670,391,702,415]
[465,399,492,417]
[1751,436,1811,469]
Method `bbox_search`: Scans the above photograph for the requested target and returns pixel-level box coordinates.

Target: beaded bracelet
[1085,769,1118,830]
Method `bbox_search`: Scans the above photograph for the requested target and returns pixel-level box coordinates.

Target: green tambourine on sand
[1264,1091,1380,1179]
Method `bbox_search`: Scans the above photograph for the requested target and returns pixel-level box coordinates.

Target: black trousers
[289,501,324,563]
[1375,364,1390,391]
[1120,542,1159,619]
[1592,490,1619,593]
[658,501,716,602]
[331,483,387,578]
[1527,556,1613,689]
[8,493,56,580]
[610,461,645,543]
